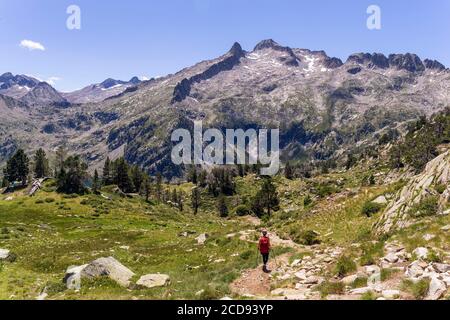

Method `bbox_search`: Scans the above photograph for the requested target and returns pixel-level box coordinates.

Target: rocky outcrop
[172,42,245,103]
[347,53,389,69]
[388,53,425,73]
[375,151,450,235]
[424,59,446,71]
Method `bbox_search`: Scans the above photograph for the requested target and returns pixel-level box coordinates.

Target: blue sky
[1,0,449,92]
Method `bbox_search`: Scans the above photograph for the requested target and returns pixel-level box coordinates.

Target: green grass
[0,184,258,300]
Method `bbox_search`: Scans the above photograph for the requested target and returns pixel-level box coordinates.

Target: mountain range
[1,39,449,178]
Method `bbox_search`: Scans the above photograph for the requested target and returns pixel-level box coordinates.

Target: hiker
[258,229,271,272]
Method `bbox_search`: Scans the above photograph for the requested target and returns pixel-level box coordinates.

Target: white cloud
[20,39,45,51]
[46,76,61,85]
[139,76,150,81]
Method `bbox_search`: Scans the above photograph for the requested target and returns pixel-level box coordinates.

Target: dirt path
[230,253,290,299]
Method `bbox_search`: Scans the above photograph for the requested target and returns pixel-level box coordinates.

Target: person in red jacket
[258,229,271,273]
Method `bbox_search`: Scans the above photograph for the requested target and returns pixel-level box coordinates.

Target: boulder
[383,252,399,264]
[382,290,400,299]
[365,265,381,275]
[432,263,450,274]
[341,274,358,285]
[349,287,373,295]
[441,225,450,231]
[195,233,208,245]
[372,195,388,205]
[0,248,10,260]
[136,274,170,288]
[64,264,88,290]
[405,261,426,278]
[426,277,447,300]
[423,234,435,241]
[413,247,429,260]
[81,257,135,287]
[368,273,381,286]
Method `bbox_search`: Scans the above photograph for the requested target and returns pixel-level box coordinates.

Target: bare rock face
[375,151,450,235]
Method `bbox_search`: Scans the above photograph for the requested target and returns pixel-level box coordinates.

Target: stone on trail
[413,247,429,260]
[81,257,135,287]
[365,265,381,275]
[0,248,11,260]
[136,274,170,288]
[341,274,358,285]
[405,261,426,278]
[383,252,399,264]
[426,277,447,300]
[349,287,373,295]
[368,273,381,286]
[432,263,450,274]
[382,290,400,299]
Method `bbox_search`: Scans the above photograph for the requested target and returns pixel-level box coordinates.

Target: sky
[0,0,449,92]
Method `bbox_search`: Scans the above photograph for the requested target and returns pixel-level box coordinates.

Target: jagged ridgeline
[0,40,449,177]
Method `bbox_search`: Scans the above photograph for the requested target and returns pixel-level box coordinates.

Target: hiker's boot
[262,265,267,273]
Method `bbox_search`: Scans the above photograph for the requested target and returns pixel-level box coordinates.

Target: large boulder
[136,274,170,288]
[81,257,135,287]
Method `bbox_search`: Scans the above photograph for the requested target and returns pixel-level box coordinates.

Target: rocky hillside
[0,40,449,176]
[375,151,450,235]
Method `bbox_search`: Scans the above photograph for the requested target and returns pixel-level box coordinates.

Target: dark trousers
[262,253,269,265]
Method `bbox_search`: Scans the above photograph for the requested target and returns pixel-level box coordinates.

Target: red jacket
[258,236,271,254]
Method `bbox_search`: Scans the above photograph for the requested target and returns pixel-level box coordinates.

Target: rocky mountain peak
[129,76,142,85]
[424,59,446,71]
[21,81,68,107]
[346,53,389,69]
[388,53,425,73]
[228,42,245,58]
[253,39,282,51]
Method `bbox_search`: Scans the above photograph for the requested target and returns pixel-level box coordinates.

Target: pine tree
[252,177,279,217]
[188,167,198,185]
[102,157,113,185]
[34,148,49,178]
[56,156,87,194]
[217,195,228,218]
[115,158,134,193]
[92,169,100,194]
[191,187,201,215]
[5,149,30,186]
[130,166,144,193]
